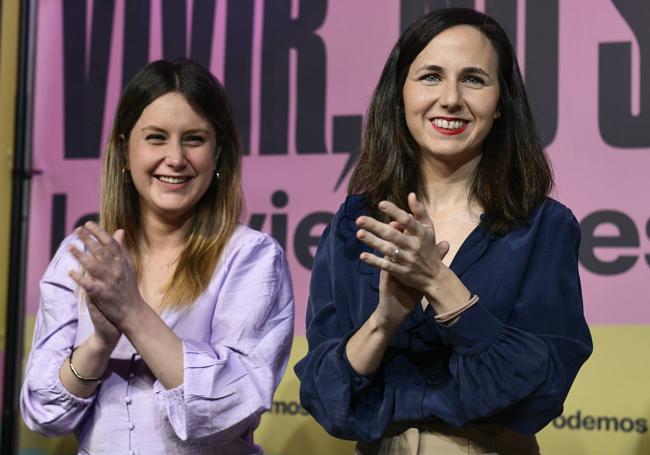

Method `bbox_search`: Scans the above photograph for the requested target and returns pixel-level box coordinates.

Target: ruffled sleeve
[153,231,295,443]
[295,196,592,441]
[295,196,395,441]
[20,236,96,436]
[429,201,593,433]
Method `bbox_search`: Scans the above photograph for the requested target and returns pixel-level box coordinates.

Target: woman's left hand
[356,193,450,295]
[69,222,145,329]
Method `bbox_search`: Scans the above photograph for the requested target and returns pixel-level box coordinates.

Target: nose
[439,81,462,112]
[164,142,187,169]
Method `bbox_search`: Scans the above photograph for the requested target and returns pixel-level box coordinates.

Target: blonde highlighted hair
[101,59,242,310]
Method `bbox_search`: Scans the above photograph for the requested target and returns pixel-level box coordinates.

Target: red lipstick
[431,118,468,136]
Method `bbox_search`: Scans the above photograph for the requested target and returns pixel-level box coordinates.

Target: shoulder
[42,233,84,280]
[223,224,287,263]
[527,197,580,232]
[327,194,369,244]
[340,194,369,219]
[509,198,581,254]
[312,194,375,274]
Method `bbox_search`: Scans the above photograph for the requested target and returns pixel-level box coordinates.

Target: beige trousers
[355,422,540,455]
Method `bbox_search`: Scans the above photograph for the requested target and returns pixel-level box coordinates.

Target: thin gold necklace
[146,251,180,272]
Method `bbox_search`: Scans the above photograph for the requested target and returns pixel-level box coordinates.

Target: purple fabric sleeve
[21,236,96,436]
[151,235,294,443]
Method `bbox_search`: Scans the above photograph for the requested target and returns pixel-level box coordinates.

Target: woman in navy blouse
[295,8,592,454]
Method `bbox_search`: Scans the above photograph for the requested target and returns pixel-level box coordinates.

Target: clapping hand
[69,222,145,346]
[356,193,450,329]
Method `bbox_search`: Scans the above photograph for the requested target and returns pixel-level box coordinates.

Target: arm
[355,195,592,431]
[295,197,592,440]
[120,305,184,389]
[67,223,294,443]
[69,223,184,390]
[295,206,397,441]
[57,333,115,398]
[20,237,97,436]
[428,203,592,433]
[347,212,451,375]
[152,232,295,443]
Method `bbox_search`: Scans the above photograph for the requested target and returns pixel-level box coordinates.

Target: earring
[214,170,220,181]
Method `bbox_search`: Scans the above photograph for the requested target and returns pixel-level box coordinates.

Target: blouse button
[128,422,135,430]
[129,372,135,379]
[426,372,444,386]
[124,396,132,405]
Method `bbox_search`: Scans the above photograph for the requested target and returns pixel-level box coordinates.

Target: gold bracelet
[68,348,103,383]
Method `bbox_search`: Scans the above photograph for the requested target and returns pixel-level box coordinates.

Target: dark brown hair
[101,59,242,309]
[348,8,553,234]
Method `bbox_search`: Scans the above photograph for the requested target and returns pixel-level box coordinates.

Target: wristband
[435,294,480,325]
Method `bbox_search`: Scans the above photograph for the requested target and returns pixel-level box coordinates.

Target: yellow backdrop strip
[18,323,650,454]
[258,327,650,455]
[538,325,650,455]
[0,0,20,352]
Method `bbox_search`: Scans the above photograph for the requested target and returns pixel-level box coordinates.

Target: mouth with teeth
[156,175,191,185]
[431,118,469,135]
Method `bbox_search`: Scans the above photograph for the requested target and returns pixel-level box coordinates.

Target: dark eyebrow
[414,64,493,79]
[141,126,211,135]
[141,126,167,133]
[415,64,444,73]
[462,66,492,78]
[183,128,211,135]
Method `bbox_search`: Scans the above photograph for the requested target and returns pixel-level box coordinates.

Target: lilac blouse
[21,225,295,454]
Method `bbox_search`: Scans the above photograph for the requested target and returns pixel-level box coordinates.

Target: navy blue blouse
[294,194,592,442]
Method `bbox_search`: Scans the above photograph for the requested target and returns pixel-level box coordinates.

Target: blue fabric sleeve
[430,205,592,433]
[295,197,592,442]
[295,221,392,441]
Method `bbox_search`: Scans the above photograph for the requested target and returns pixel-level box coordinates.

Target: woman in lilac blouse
[21,59,294,454]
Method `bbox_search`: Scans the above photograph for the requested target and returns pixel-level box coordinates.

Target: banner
[18,1,650,453]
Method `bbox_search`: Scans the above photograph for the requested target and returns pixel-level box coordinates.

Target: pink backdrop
[25,0,650,340]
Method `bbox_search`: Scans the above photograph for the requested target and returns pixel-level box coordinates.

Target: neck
[420,154,481,214]
[138,208,193,255]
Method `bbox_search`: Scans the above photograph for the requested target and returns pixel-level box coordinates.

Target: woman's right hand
[368,220,449,334]
[372,270,420,333]
[87,299,121,349]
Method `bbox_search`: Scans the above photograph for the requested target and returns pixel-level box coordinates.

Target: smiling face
[402,25,501,167]
[126,92,217,225]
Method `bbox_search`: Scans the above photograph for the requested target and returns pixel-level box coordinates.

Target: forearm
[121,304,184,389]
[59,334,115,398]
[424,267,472,314]
[345,311,397,375]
